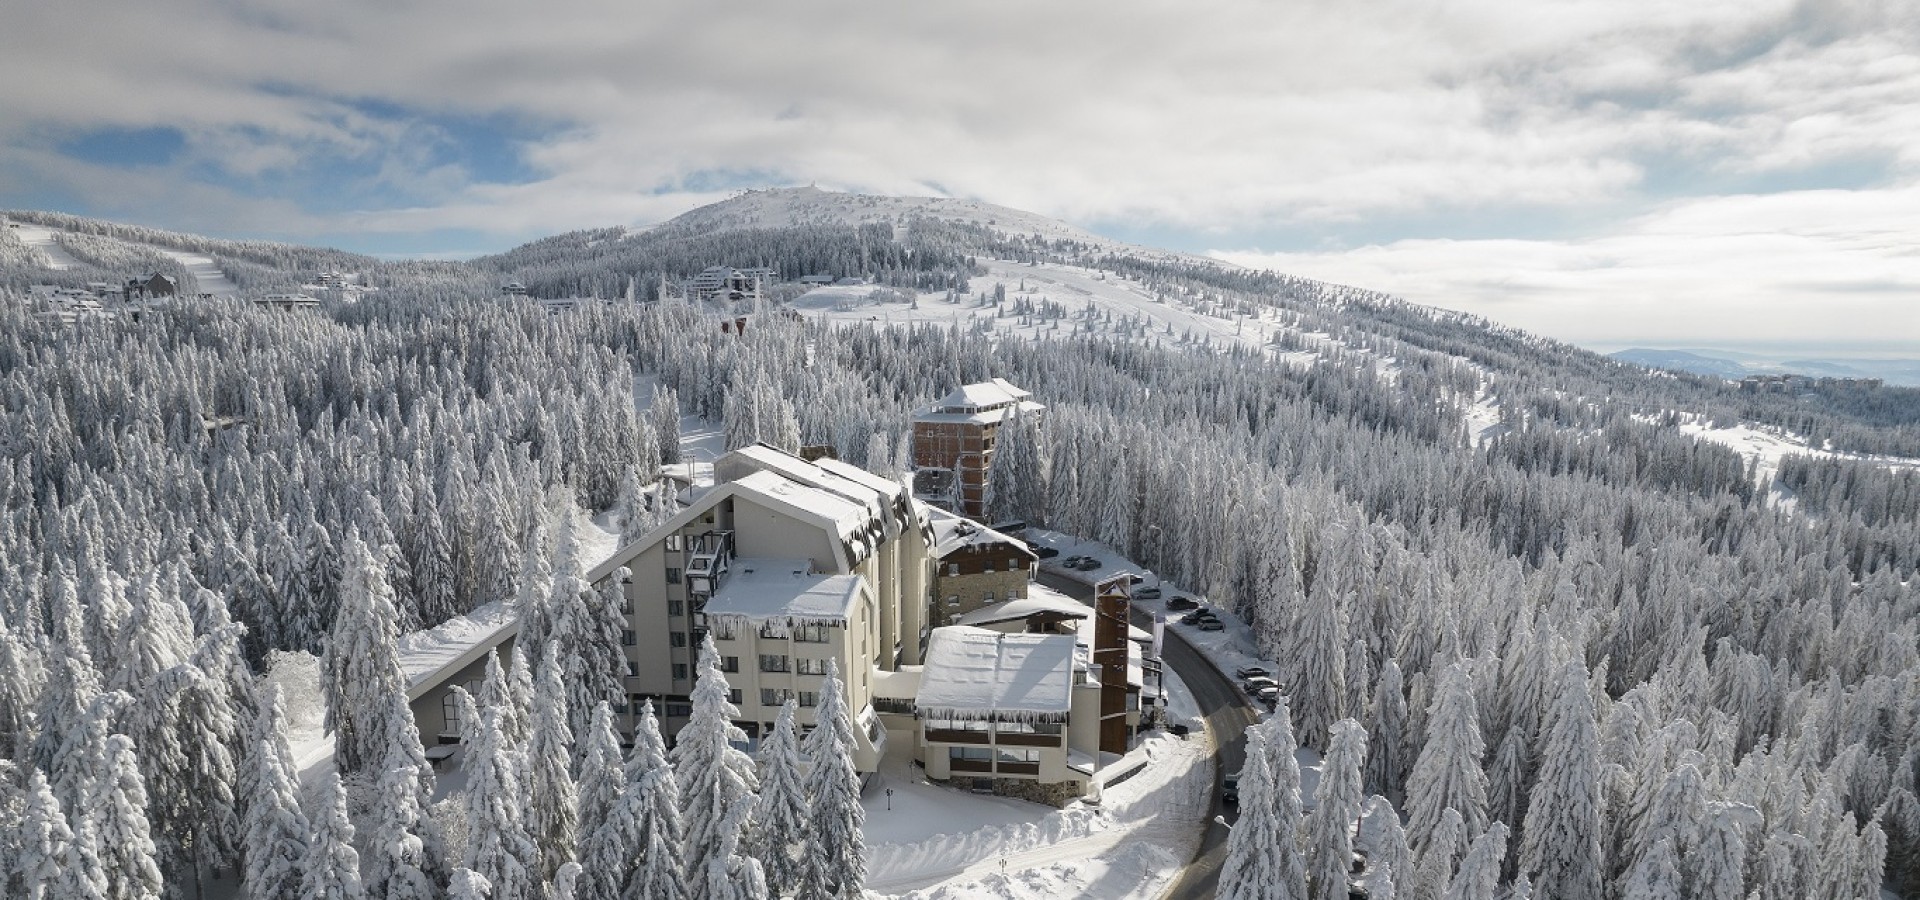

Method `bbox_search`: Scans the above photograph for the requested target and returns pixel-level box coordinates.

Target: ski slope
[159,250,239,295]
[11,224,82,270]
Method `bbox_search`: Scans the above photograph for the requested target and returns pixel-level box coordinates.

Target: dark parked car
[1198,619,1225,631]
[1128,574,1146,585]
[1242,675,1279,693]
[1166,596,1198,611]
[1034,546,1060,559]
[1072,558,1101,571]
[1181,608,1218,625]
[1222,771,1241,805]
[1235,664,1271,680]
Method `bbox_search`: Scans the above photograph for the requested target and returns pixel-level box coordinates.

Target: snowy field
[158,249,240,295]
[1666,416,1920,512]
[11,223,82,269]
[790,258,1295,357]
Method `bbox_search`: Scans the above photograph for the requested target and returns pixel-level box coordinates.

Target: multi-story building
[583,443,933,764]
[910,379,1044,517]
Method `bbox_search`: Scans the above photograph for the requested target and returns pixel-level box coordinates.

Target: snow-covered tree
[463,706,540,900]
[575,702,626,848]
[448,868,491,900]
[526,642,580,884]
[1366,658,1410,807]
[1518,661,1604,900]
[1619,837,1679,900]
[1441,822,1505,900]
[799,659,865,900]
[1405,659,1489,855]
[15,769,72,900]
[1685,802,1755,900]
[1288,580,1349,754]
[244,686,311,900]
[754,700,809,896]
[671,635,758,900]
[1218,699,1308,900]
[364,739,441,900]
[95,734,165,900]
[300,772,365,900]
[1308,719,1367,900]
[324,534,411,774]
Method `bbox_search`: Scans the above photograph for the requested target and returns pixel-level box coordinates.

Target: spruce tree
[324,534,411,775]
[1441,822,1506,900]
[1308,719,1366,900]
[1288,582,1349,754]
[799,659,865,899]
[365,740,440,900]
[16,769,72,900]
[527,642,581,884]
[1365,658,1410,807]
[1405,659,1489,855]
[575,702,626,850]
[448,868,492,900]
[300,772,365,900]
[1218,699,1309,900]
[1518,661,1604,900]
[754,700,810,897]
[1619,837,1680,900]
[671,635,758,900]
[464,706,540,900]
[96,734,165,900]
[243,686,311,900]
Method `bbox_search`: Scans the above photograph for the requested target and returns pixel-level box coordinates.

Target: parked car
[1071,558,1101,571]
[1034,546,1060,559]
[1242,675,1279,693]
[1128,574,1146,585]
[1198,619,1225,631]
[1222,771,1241,805]
[1235,664,1271,680]
[1133,586,1162,600]
[1251,684,1281,702]
[1166,596,1198,611]
[1180,610,1211,625]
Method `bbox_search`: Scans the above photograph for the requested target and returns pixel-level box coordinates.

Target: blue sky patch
[57,126,186,167]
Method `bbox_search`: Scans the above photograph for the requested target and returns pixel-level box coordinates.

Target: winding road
[1036,571,1261,899]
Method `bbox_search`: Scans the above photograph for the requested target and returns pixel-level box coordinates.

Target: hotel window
[797,691,819,708]
[672,663,688,680]
[985,558,997,572]
[665,702,693,718]
[996,747,1041,764]
[759,654,790,673]
[665,534,683,551]
[625,661,640,678]
[727,689,742,705]
[710,620,737,640]
[759,621,785,639]
[949,746,992,761]
[946,564,959,576]
[441,694,462,736]
[668,600,684,617]
[666,567,682,585]
[796,657,826,676]
[760,688,791,707]
[620,595,633,614]
[621,629,635,646]
[946,595,960,608]
[795,622,830,643]
[721,656,739,673]
[670,632,686,648]
[982,591,995,604]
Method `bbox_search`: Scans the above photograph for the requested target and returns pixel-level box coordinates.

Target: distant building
[124,274,177,301]
[684,266,777,302]
[255,293,321,311]
[501,281,529,296]
[911,378,1045,517]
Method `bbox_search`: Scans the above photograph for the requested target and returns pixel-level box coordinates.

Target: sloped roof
[927,506,1035,559]
[932,379,1032,412]
[916,626,1077,723]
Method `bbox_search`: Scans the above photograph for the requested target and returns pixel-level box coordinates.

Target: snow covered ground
[157,249,239,295]
[1668,416,1920,511]
[865,668,1210,899]
[790,258,1291,357]
[11,224,81,269]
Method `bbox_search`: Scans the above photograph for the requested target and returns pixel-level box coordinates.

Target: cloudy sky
[2,0,1915,355]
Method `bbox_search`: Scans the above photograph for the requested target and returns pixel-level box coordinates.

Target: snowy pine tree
[364,739,441,900]
[324,534,413,774]
[754,700,809,897]
[464,706,541,900]
[1441,822,1505,900]
[1218,699,1309,900]
[244,686,312,900]
[1405,659,1489,855]
[1366,658,1410,807]
[95,734,165,900]
[1518,661,1604,900]
[799,659,865,900]
[1308,719,1367,900]
[526,642,581,884]
[672,635,758,900]
[575,702,626,848]
[300,772,365,900]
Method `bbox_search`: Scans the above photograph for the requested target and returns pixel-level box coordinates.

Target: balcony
[950,758,993,774]
[926,728,992,745]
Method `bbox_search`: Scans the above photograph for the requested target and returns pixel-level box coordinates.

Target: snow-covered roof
[703,558,865,627]
[927,507,1034,559]
[934,379,1032,411]
[916,626,1077,723]
[872,666,923,701]
[401,602,519,702]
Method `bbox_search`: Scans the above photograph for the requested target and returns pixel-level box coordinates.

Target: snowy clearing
[157,249,239,295]
[11,223,81,269]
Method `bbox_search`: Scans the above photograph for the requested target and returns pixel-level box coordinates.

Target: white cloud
[0,0,1916,352]
[1212,183,1920,353]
